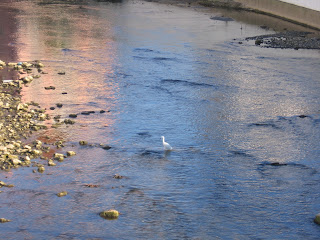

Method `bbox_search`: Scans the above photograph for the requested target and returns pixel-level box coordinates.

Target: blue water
[0,0,320,239]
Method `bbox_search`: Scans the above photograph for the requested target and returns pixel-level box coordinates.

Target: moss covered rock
[99,209,119,219]
[56,191,68,197]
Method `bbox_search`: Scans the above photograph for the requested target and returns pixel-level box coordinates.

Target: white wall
[280,0,320,11]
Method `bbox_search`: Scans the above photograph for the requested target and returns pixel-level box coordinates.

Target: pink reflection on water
[11,2,119,144]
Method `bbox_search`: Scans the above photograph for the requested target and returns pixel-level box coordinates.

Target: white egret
[161,136,172,151]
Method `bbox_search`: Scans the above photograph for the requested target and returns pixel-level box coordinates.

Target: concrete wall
[236,0,320,30]
[280,0,320,12]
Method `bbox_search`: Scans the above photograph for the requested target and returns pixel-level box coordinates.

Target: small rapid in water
[0,0,320,239]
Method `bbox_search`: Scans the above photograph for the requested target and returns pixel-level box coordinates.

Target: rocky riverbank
[246,31,320,49]
[0,61,76,172]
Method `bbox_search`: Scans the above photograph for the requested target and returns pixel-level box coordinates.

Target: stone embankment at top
[235,0,320,30]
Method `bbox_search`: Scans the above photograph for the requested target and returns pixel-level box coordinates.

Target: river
[0,0,320,239]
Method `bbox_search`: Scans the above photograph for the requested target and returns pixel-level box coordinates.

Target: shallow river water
[0,0,320,239]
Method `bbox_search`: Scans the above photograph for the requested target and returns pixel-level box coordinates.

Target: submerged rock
[84,184,99,188]
[113,174,124,179]
[79,141,88,146]
[314,213,320,225]
[99,209,119,219]
[44,86,55,90]
[100,144,111,150]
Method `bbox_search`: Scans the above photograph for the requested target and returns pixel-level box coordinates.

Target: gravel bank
[246,31,320,49]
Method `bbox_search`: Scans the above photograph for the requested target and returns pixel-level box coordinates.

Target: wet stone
[0,218,11,223]
[81,111,91,115]
[270,162,288,166]
[44,86,55,90]
[48,159,56,166]
[57,191,68,197]
[64,119,75,125]
[99,209,119,219]
[84,184,99,188]
[66,151,76,157]
[113,174,124,179]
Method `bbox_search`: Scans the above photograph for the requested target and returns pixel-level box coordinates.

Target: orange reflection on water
[13,2,119,143]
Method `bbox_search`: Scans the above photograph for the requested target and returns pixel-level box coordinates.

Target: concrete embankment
[235,0,320,30]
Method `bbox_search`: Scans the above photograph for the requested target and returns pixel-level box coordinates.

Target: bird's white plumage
[161,136,172,150]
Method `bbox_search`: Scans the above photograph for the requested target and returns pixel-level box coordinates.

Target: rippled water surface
[0,0,320,239]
